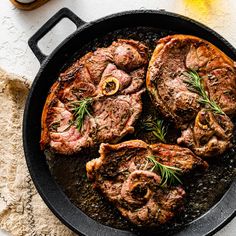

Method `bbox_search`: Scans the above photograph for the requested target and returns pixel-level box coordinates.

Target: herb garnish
[70,97,93,132]
[184,70,225,115]
[143,118,167,143]
[147,156,182,187]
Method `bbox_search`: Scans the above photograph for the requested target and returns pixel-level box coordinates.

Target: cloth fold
[0,68,75,236]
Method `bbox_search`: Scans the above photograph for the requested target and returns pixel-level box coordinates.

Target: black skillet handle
[28,8,85,64]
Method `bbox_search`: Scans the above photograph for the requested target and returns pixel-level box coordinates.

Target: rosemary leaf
[143,118,167,143]
[71,97,93,132]
[147,155,182,187]
[183,70,225,115]
[49,121,60,131]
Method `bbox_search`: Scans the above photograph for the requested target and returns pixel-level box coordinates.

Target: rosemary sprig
[70,97,93,132]
[143,118,167,143]
[147,156,182,187]
[183,70,225,115]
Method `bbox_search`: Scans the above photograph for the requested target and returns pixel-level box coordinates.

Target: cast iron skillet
[23,8,236,236]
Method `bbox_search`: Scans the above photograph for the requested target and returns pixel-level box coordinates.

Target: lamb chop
[147,34,236,158]
[86,140,208,227]
[40,39,148,155]
[177,109,234,157]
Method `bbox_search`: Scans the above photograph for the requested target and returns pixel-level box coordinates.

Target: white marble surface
[0,0,236,235]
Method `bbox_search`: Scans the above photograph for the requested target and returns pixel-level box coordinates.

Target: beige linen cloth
[0,68,76,236]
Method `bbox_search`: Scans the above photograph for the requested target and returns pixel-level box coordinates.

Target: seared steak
[41,39,148,154]
[86,140,208,227]
[147,34,236,157]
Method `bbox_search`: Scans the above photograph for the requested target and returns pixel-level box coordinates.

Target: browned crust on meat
[100,139,149,154]
[86,140,148,180]
[116,39,149,64]
[150,143,209,170]
[146,41,168,117]
[86,140,208,181]
[40,81,60,150]
[148,34,234,70]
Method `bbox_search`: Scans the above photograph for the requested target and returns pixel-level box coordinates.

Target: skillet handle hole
[37,18,77,56]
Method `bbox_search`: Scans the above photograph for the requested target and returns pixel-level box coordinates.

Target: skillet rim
[23,9,236,236]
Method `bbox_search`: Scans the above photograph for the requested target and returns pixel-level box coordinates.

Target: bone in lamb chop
[147,34,236,158]
[40,39,148,155]
[86,140,208,227]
